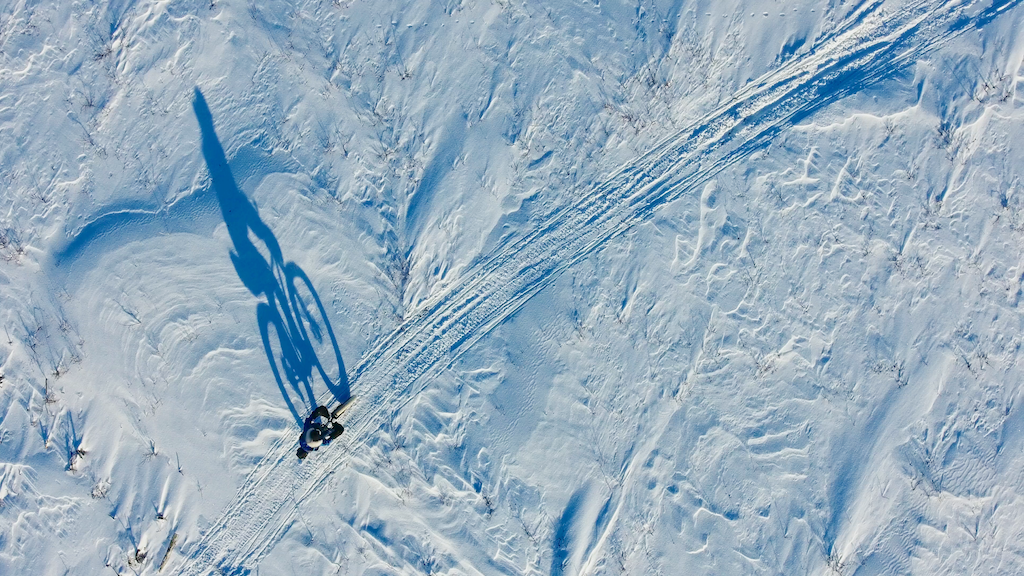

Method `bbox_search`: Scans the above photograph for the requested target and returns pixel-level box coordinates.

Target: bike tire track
[177,1,1019,572]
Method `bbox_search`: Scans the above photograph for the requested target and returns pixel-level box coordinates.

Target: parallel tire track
[178,1,1019,573]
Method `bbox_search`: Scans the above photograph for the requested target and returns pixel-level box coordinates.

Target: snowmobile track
[176,1,1021,573]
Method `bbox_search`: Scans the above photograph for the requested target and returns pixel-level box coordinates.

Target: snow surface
[3,0,1024,574]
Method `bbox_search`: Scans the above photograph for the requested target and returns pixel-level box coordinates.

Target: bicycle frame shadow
[192,88,350,426]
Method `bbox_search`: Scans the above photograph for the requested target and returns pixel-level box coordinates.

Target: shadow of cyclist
[192,88,349,425]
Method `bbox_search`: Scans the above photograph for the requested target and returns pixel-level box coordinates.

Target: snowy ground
[3,0,1024,574]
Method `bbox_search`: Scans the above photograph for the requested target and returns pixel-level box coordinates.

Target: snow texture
[2,0,1024,574]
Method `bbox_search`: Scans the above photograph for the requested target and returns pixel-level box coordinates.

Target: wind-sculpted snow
[176,0,1021,572]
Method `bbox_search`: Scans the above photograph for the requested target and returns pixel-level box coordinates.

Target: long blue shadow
[192,88,349,425]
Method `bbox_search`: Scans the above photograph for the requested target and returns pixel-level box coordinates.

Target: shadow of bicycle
[192,88,350,426]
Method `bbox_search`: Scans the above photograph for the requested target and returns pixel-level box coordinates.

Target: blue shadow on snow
[192,88,349,425]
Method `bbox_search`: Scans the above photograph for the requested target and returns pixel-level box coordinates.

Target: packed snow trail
[177,0,1020,573]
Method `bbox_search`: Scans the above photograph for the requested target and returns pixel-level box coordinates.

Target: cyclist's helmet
[304,427,324,449]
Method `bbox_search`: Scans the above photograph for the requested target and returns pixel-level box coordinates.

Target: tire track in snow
[178,1,1020,572]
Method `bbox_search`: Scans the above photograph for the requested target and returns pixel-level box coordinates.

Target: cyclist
[296,405,344,460]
